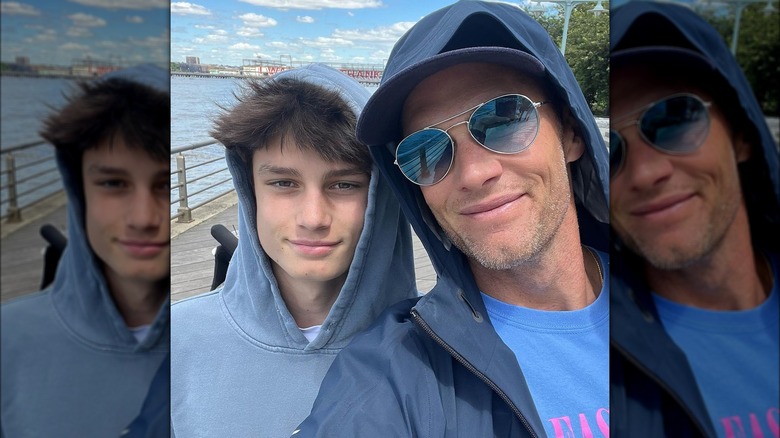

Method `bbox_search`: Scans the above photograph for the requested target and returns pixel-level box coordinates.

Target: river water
[2,75,629,219]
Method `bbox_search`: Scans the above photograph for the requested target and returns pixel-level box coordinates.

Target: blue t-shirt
[653,254,780,438]
[482,249,609,438]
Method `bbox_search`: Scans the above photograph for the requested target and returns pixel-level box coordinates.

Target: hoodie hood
[220,63,417,350]
[356,1,610,285]
[50,63,170,352]
[609,5,779,433]
[611,1,780,255]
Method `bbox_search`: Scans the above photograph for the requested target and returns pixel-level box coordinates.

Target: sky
[2,0,765,68]
[0,0,169,67]
[170,0,527,67]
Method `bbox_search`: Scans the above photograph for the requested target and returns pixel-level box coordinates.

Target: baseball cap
[356,1,548,147]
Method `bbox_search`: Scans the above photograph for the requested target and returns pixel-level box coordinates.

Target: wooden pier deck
[1,192,437,304]
[0,192,68,303]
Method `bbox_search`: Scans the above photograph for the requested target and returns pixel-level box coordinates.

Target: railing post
[176,153,192,223]
[5,154,21,222]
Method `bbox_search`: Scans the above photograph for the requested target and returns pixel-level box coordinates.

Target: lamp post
[531,0,606,56]
[724,0,777,55]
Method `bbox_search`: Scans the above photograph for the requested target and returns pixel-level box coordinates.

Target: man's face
[252,139,370,289]
[82,138,170,286]
[610,67,749,269]
[402,62,581,270]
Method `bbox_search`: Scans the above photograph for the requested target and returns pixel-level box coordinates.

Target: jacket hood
[610,6,779,431]
[611,1,780,254]
[220,63,417,350]
[357,1,610,283]
[50,63,170,352]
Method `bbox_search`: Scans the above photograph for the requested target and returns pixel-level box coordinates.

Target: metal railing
[170,139,234,223]
[1,140,62,223]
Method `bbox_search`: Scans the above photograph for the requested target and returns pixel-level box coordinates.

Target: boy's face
[82,138,170,286]
[252,139,370,290]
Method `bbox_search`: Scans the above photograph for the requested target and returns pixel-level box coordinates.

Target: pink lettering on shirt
[720,408,780,438]
[548,408,609,438]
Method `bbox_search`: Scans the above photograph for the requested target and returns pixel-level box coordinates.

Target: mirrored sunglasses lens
[641,95,709,153]
[396,129,453,185]
[469,95,539,153]
[609,131,624,176]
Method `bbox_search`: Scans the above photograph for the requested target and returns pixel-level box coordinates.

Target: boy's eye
[97,179,127,189]
[269,180,295,188]
[333,182,358,190]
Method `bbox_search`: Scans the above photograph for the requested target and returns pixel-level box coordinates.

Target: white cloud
[1,2,40,15]
[67,13,107,27]
[205,33,228,42]
[251,52,273,59]
[347,11,354,16]
[131,31,169,47]
[30,29,57,42]
[213,29,228,35]
[171,2,211,15]
[332,21,413,43]
[238,0,381,9]
[60,42,90,51]
[230,42,260,50]
[238,12,277,27]
[318,47,340,60]
[296,15,314,23]
[237,27,264,37]
[266,41,297,49]
[66,27,92,37]
[299,36,353,48]
[194,24,215,29]
[69,0,167,9]
[126,15,144,23]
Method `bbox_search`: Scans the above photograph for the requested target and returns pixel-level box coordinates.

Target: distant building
[185,56,200,65]
[15,56,30,66]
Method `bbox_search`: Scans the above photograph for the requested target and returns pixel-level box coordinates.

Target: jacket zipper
[411,308,538,438]
[611,341,711,437]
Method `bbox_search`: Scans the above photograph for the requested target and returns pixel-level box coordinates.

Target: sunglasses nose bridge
[442,119,470,135]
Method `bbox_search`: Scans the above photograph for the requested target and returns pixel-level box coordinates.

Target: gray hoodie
[170,63,418,437]
[0,64,170,438]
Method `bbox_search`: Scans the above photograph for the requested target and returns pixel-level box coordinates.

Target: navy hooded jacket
[295,2,610,436]
[609,3,780,437]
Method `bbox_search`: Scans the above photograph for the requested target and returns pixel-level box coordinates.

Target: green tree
[564,4,610,116]
[524,3,610,116]
[698,5,779,115]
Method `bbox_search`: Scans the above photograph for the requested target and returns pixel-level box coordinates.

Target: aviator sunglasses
[610,93,712,176]
[395,94,548,186]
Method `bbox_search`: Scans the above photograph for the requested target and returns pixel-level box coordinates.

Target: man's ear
[561,109,584,163]
[733,131,752,163]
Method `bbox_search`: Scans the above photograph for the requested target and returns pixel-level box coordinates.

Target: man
[170,64,417,436]
[609,3,779,437]
[295,2,610,436]
[0,64,170,437]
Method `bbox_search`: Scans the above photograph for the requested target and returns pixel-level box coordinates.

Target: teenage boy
[170,63,417,437]
[1,64,170,437]
[295,2,610,437]
[609,3,779,436]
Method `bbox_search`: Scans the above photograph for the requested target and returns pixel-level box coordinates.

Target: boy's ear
[562,109,584,163]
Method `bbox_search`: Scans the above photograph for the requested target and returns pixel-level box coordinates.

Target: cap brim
[356,46,546,146]
[612,46,716,73]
